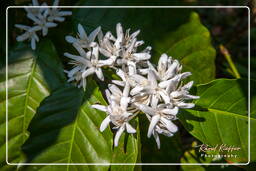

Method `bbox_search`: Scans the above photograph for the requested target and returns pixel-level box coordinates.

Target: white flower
[65,24,101,49]
[24,0,47,17]
[47,0,72,22]
[27,11,57,36]
[98,23,151,70]
[138,103,179,148]
[15,0,72,50]
[112,68,137,87]
[130,70,170,107]
[15,24,41,50]
[64,43,107,89]
[168,81,200,109]
[146,53,182,81]
[92,84,136,147]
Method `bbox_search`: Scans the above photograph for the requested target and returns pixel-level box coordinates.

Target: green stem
[220,45,241,79]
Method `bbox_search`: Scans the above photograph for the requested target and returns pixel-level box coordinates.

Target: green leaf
[179,79,255,163]
[154,12,216,84]
[0,40,65,169]
[22,82,112,170]
[22,80,140,170]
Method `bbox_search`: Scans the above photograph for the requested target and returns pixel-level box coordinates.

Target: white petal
[148,115,160,137]
[99,58,115,67]
[95,68,104,81]
[15,24,30,30]
[131,74,147,84]
[159,75,179,89]
[180,72,192,80]
[153,130,160,149]
[99,116,111,132]
[54,17,65,22]
[27,13,41,24]
[133,53,151,61]
[151,95,159,108]
[42,27,48,36]
[64,52,89,65]
[176,102,195,109]
[92,44,99,60]
[127,61,136,76]
[114,23,123,49]
[163,60,179,80]
[114,125,125,147]
[184,94,200,100]
[158,90,170,104]
[160,117,178,133]
[16,33,29,41]
[148,70,157,87]
[73,43,87,57]
[65,36,77,43]
[161,106,179,115]
[78,23,87,40]
[99,48,112,57]
[126,123,136,133]
[89,26,101,43]
[138,104,155,116]
[31,38,36,50]
[170,91,182,98]
[135,40,144,47]
[82,68,95,78]
[122,84,130,97]
[182,81,194,90]
[29,25,41,32]
[67,66,80,77]
[46,22,57,27]
[130,86,144,96]
[108,84,122,96]
[130,30,140,40]
[116,69,126,81]
[158,53,168,72]
[105,89,112,104]
[92,104,107,112]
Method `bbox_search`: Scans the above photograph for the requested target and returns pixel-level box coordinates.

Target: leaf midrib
[22,57,37,143]
[207,108,254,121]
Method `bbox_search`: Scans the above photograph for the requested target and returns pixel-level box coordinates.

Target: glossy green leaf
[179,79,255,163]
[154,12,216,84]
[0,40,66,169]
[22,82,112,170]
[22,80,140,170]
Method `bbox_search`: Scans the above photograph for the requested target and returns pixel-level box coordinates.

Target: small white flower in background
[47,0,72,22]
[64,22,199,149]
[15,24,41,50]
[15,0,72,50]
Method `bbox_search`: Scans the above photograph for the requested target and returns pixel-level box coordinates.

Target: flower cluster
[15,0,72,50]
[64,23,199,149]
